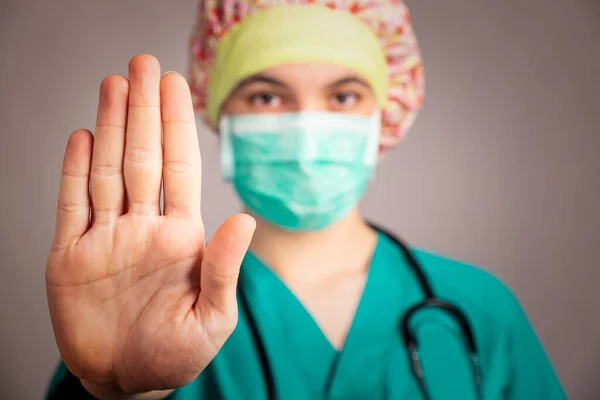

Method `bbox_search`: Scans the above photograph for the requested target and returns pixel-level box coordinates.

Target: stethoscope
[238,222,482,400]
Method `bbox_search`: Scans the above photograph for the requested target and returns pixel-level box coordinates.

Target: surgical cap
[189,0,425,150]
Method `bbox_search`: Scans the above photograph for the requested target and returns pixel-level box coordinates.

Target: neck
[247,208,378,284]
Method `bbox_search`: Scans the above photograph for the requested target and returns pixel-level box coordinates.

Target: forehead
[244,62,368,86]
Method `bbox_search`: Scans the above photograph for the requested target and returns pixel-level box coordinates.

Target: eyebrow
[234,75,290,91]
[326,76,371,89]
[233,74,371,92]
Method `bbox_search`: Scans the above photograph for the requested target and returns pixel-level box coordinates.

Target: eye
[331,92,359,108]
[249,92,282,108]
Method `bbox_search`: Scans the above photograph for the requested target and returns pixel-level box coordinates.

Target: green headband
[207,5,389,124]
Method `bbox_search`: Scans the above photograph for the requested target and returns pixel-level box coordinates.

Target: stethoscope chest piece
[399,297,482,400]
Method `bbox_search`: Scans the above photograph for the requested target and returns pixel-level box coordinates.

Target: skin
[46,55,378,399]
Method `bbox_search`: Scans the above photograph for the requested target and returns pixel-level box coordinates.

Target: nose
[296,95,328,113]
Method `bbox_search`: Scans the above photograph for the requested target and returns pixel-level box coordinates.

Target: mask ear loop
[219,116,235,181]
[364,109,382,168]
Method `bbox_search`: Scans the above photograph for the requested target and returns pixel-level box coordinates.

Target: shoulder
[401,247,566,397]
[409,247,522,328]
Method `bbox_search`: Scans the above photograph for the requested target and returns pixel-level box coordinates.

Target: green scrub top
[46,232,566,399]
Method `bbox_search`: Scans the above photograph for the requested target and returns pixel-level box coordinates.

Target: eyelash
[332,92,360,106]
[249,92,281,107]
[246,91,362,108]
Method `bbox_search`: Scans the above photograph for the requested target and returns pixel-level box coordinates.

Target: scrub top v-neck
[235,235,403,399]
[46,232,567,400]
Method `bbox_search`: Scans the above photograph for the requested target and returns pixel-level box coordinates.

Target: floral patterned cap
[189,0,425,150]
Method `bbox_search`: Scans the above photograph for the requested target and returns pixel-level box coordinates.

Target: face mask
[219,110,380,231]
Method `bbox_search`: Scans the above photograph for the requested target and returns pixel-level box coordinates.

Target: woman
[45,0,566,399]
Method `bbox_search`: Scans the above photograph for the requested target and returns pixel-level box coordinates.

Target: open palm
[46,55,255,394]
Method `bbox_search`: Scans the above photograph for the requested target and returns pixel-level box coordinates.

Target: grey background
[1,0,598,398]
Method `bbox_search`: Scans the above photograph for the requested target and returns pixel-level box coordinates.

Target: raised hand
[46,55,255,396]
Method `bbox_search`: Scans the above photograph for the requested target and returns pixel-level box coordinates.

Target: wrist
[80,379,174,400]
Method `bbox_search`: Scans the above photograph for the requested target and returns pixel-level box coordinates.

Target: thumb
[197,213,256,317]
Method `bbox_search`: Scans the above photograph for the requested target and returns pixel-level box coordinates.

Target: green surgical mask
[219,111,380,231]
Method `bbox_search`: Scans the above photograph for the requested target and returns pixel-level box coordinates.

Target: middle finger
[124,54,162,216]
